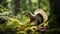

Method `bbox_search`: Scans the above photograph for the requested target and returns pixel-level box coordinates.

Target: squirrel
[25,9,48,26]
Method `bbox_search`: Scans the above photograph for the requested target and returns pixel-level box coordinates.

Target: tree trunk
[50,0,60,27]
[14,0,20,16]
[38,0,40,8]
[29,0,32,11]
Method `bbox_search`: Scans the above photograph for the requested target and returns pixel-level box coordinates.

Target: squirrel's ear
[26,10,30,12]
[27,10,32,14]
[25,10,31,15]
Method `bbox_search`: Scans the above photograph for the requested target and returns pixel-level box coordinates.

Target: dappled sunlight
[0,0,59,34]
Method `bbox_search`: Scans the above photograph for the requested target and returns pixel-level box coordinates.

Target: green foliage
[0,0,59,34]
[0,16,20,34]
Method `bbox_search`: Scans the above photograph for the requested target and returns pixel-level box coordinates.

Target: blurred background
[0,0,60,34]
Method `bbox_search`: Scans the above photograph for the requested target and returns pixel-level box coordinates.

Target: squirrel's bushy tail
[34,9,48,23]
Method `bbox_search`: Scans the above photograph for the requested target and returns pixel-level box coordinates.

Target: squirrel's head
[25,11,33,18]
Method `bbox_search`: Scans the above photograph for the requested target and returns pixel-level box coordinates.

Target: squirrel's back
[34,9,48,23]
